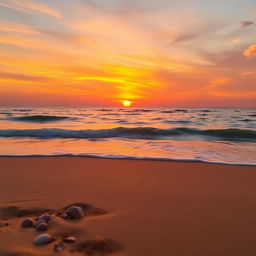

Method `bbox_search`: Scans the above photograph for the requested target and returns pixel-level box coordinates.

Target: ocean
[0,107,255,165]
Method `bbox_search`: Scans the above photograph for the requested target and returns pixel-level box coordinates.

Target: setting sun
[122,100,132,107]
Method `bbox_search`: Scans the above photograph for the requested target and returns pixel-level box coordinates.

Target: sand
[0,157,256,256]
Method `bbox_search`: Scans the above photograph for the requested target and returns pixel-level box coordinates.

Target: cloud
[0,72,53,82]
[37,29,84,45]
[226,39,240,46]
[206,77,230,90]
[170,20,231,45]
[241,21,254,27]
[0,20,37,34]
[243,44,256,57]
[0,0,62,18]
[201,49,255,70]
[241,71,255,76]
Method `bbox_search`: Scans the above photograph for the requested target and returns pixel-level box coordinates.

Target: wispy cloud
[241,71,255,76]
[0,0,62,18]
[226,39,240,46]
[244,44,256,57]
[0,71,53,82]
[0,20,37,34]
[241,21,254,27]
[207,77,230,89]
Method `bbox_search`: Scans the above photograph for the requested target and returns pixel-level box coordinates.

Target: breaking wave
[9,115,71,122]
[0,127,255,141]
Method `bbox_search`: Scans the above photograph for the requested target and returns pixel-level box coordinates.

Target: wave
[132,109,155,112]
[0,112,13,115]
[240,119,254,122]
[200,109,214,113]
[96,109,113,111]
[9,115,71,123]
[0,127,255,141]
[12,109,32,112]
[164,120,191,124]
[174,109,189,112]
[152,117,163,120]
[161,111,174,113]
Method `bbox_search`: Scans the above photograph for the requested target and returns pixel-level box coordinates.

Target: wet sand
[0,157,256,256]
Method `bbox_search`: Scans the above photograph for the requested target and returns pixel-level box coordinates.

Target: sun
[122,100,132,107]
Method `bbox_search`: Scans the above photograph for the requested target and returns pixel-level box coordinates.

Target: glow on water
[0,138,255,165]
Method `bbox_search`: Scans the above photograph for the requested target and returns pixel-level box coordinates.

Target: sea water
[0,107,255,165]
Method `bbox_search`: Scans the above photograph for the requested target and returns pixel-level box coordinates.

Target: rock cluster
[20,205,85,252]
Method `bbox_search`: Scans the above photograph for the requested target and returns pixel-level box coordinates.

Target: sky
[0,0,255,107]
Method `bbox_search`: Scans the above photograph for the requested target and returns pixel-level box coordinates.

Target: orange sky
[0,0,255,107]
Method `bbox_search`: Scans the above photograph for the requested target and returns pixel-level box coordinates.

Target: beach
[1,0,255,254]
[1,156,256,256]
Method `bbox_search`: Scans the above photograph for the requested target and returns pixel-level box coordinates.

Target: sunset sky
[0,0,255,107]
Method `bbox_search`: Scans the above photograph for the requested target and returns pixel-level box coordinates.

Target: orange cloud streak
[0,0,62,18]
[244,44,256,57]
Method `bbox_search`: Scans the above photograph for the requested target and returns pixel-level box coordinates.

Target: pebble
[35,222,48,232]
[59,212,69,220]
[34,233,54,245]
[0,222,8,227]
[37,214,54,223]
[54,242,65,252]
[63,236,76,243]
[66,206,84,219]
[21,218,34,228]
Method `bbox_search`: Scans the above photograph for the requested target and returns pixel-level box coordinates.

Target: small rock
[59,212,69,219]
[35,219,46,225]
[66,206,84,219]
[35,222,48,232]
[21,218,34,228]
[54,242,65,252]
[34,233,54,245]
[0,222,8,227]
[38,214,54,223]
[63,236,76,243]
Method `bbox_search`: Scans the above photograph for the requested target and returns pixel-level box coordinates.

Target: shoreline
[1,156,256,256]
[0,155,255,166]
